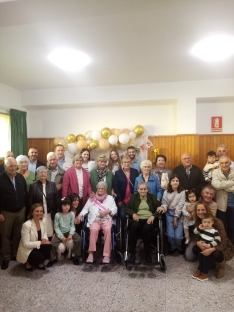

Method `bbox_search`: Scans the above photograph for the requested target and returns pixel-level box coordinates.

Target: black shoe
[73,256,79,266]
[47,259,57,267]
[1,260,9,270]
[38,266,45,270]
[128,255,136,263]
[12,256,16,261]
[177,249,185,255]
[168,249,176,255]
[145,255,152,264]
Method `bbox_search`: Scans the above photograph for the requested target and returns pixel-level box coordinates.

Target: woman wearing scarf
[76,181,117,263]
[90,154,114,195]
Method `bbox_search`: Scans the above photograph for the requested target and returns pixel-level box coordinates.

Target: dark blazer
[0,171,28,214]
[0,164,4,174]
[125,193,160,217]
[36,160,46,169]
[29,180,60,218]
[173,164,205,195]
[114,168,139,203]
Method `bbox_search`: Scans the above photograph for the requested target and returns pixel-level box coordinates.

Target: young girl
[108,149,121,174]
[182,189,198,245]
[157,174,186,254]
[47,197,82,266]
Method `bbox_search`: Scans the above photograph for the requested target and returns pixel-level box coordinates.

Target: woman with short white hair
[16,155,35,191]
[134,160,163,202]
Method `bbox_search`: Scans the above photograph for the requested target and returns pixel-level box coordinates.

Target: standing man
[0,151,14,174]
[216,144,234,169]
[127,146,141,174]
[28,147,45,174]
[173,153,205,195]
[0,157,28,270]
[47,152,65,197]
[54,144,72,171]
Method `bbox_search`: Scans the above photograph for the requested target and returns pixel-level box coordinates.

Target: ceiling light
[48,48,91,71]
[191,35,234,61]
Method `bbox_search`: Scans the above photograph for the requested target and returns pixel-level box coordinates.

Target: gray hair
[47,152,57,161]
[15,155,29,166]
[96,181,108,190]
[36,166,48,174]
[140,160,152,169]
[137,181,148,190]
[219,155,231,163]
[201,184,215,194]
[73,154,83,164]
[4,157,15,165]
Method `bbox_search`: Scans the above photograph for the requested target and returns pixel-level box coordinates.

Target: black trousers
[193,245,224,264]
[28,244,52,266]
[128,219,158,256]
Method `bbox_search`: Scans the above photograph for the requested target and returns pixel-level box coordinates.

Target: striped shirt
[194,227,221,247]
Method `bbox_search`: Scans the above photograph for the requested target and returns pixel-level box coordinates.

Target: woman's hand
[89,192,95,198]
[147,216,155,224]
[67,234,72,241]
[56,184,62,191]
[99,210,110,218]
[197,240,209,250]
[111,189,117,197]
[132,213,139,222]
[173,217,178,228]
[201,248,215,256]
[41,239,51,245]
[157,207,165,213]
[75,215,82,224]
[0,214,5,222]
[61,237,67,243]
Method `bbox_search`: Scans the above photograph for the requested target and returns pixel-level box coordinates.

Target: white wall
[22,78,234,137]
[0,82,23,113]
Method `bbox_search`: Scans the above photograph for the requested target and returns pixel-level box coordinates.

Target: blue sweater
[134,174,163,200]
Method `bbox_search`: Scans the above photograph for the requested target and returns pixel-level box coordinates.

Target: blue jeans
[118,204,126,225]
[166,211,183,250]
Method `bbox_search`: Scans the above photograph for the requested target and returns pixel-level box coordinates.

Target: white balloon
[91,130,101,141]
[129,131,136,139]
[108,135,118,145]
[119,133,129,144]
[67,143,78,154]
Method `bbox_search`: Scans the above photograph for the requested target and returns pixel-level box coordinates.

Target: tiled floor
[1,252,234,312]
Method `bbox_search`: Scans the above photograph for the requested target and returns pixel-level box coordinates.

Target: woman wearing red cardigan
[62,155,92,210]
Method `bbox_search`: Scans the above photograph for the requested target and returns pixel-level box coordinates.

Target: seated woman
[90,154,114,195]
[125,181,160,264]
[108,149,121,174]
[16,155,35,192]
[80,148,95,173]
[76,181,117,264]
[114,156,139,222]
[134,160,163,202]
[48,197,81,266]
[16,203,52,271]
[29,166,60,238]
[186,201,234,278]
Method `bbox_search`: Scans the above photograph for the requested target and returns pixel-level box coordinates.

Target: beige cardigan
[16,218,48,264]
[211,168,234,212]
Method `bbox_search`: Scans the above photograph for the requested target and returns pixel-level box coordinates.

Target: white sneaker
[185,238,190,245]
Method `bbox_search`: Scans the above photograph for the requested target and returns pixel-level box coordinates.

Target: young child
[182,189,198,245]
[192,213,221,281]
[157,174,186,254]
[203,151,219,182]
[47,197,82,266]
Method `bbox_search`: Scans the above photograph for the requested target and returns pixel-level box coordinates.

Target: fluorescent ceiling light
[48,48,91,71]
[191,35,234,61]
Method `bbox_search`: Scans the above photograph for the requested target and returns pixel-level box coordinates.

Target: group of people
[0,143,234,282]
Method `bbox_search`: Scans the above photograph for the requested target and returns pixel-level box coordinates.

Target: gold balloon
[99,138,110,150]
[67,134,76,143]
[76,134,85,141]
[114,129,121,137]
[77,139,88,150]
[101,127,112,139]
[120,143,129,150]
[134,125,144,137]
[84,131,92,140]
[122,128,130,134]
[110,142,120,149]
[54,137,64,145]
[129,139,138,147]
[89,140,98,150]
[111,128,115,135]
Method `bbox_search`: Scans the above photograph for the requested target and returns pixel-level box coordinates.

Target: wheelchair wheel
[115,251,123,264]
[159,254,166,271]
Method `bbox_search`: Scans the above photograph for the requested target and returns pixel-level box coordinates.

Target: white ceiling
[0,0,234,91]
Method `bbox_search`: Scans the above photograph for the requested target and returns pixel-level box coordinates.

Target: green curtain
[9,109,27,156]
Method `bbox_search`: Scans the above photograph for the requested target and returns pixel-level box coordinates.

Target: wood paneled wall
[27,134,234,170]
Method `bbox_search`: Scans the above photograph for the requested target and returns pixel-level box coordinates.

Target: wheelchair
[123,214,166,271]
[81,214,123,265]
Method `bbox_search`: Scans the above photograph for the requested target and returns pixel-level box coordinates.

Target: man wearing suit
[28,147,45,174]
[173,153,205,196]
[0,151,14,174]
[0,157,28,270]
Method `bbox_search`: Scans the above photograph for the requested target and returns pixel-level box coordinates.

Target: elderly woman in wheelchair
[76,181,117,264]
[125,181,160,264]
